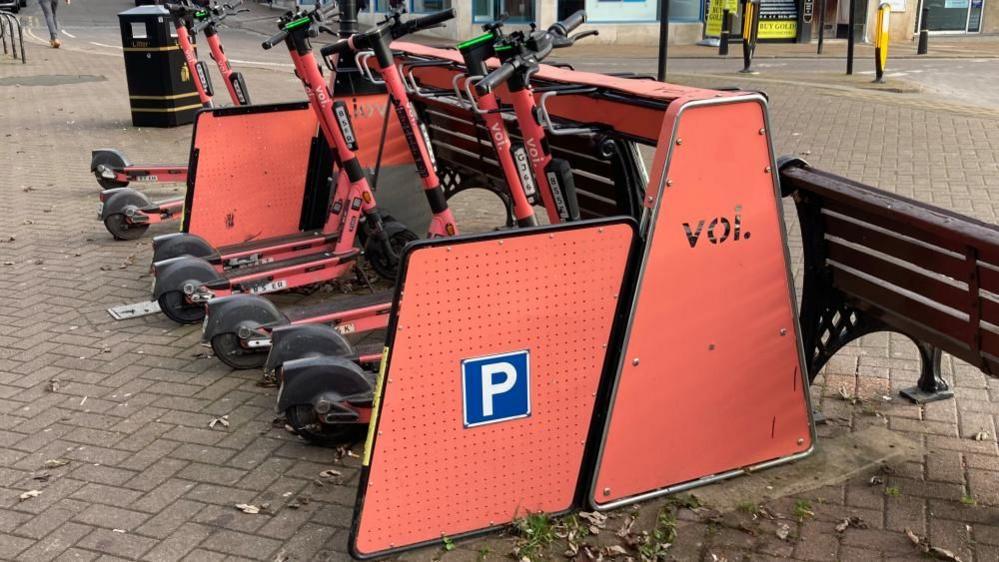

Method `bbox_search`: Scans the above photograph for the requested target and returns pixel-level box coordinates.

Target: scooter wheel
[158,290,205,325]
[104,213,150,241]
[211,333,267,370]
[92,151,129,190]
[365,222,418,282]
[285,404,358,445]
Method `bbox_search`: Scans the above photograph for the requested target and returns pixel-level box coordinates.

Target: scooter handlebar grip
[261,29,288,50]
[476,61,516,94]
[320,39,353,58]
[551,10,586,36]
[408,8,456,32]
[191,18,211,33]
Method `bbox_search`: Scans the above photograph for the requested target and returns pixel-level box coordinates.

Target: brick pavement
[1,28,999,562]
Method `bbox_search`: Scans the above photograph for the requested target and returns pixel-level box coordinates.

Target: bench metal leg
[899,342,954,404]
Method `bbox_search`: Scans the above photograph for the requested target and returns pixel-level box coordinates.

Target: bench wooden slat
[830,266,970,343]
[823,211,967,281]
[826,239,969,315]
[784,165,999,264]
[977,265,999,294]
[976,330,999,367]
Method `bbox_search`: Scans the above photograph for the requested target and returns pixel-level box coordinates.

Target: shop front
[920,0,985,32]
[359,0,708,45]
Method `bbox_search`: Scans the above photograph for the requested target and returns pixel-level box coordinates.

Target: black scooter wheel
[104,214,149,241]
[364,222,418,282]
[158,290,205,325]
[92,152,129,190]
[211,333,267,370]
[285,404,358,445]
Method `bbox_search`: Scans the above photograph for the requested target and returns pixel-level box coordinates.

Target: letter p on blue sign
[461,350,530,428]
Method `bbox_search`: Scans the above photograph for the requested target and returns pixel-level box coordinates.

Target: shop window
[557,0,701,23]
[372,0,451,12]
[474,0,537,22]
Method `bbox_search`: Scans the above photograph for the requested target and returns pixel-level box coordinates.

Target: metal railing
[0,11,26,64]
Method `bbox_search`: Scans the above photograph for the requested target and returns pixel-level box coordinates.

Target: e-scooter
[252,16,594,374]
[97,1,252,241]
[151,5,441,324]
[201,6,459,369]
[271,12,594,443]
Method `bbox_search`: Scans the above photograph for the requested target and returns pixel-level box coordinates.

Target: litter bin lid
[118,5,169,17]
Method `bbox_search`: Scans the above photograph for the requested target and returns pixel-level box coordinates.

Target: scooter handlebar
[261,3,336,50]
[476,61,516,94]
[320,38,353,58]
[261,29,288,49]
[550,10,586,37]
[553,28,598,48]
[407,8,455,33]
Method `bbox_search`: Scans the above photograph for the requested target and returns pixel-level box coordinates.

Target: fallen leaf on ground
[235,504,260,514]
[835,516,867,532]
[615,515,635,538]
[32,473,50,482]
[929,547,963,561]
[776,523,791,541]
[906,528,964,562]
[19,490,41,501]
[579,511,608,528]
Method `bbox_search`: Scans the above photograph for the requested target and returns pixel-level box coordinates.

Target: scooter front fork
[424,186,458,238]
[428,209,458,238]
[363,209,397,260]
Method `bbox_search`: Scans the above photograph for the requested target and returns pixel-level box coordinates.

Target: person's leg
[37,0,58,41]
[50,0,59,34]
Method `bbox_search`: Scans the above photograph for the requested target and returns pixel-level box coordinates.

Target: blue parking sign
[461,350,531,428]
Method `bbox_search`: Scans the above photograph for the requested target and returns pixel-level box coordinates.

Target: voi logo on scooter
[461,350,530,427]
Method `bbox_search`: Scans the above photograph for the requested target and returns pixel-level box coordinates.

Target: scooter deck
[284,290,394,323]
[220,248,359,281]
[216,230,338,257]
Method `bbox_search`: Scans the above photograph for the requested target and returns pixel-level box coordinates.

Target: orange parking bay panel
[351,220,636,558]
[590,96,814,509]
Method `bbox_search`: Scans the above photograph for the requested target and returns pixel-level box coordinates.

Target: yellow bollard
[874,3,891,83]
[740,0,760,73]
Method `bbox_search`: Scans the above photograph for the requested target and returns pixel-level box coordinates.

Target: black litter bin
[118,6,199,127]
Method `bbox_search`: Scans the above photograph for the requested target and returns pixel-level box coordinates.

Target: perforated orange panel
[185,104,320,247]
[352,220,635,558]
[590,97,813,509]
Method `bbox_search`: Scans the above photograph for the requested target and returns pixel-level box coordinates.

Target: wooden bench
[779,157,999,403]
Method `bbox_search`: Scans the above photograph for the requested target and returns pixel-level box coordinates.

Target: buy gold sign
[758,20,797,39]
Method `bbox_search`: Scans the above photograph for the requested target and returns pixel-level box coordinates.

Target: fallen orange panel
[183,102,319,247]
[351,219,636,558]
